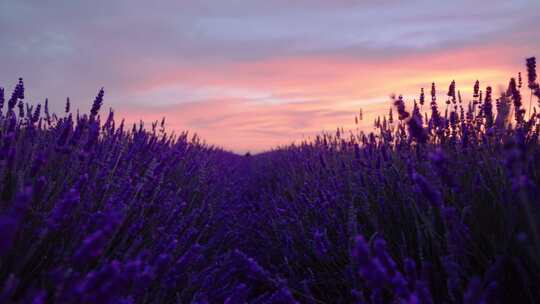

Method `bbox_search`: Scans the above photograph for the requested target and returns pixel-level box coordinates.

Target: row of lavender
[1,57,540,303]
[0,82,255,303]
[233,58,540,303]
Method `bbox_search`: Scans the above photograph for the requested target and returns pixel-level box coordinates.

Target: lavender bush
[1,57,540,303]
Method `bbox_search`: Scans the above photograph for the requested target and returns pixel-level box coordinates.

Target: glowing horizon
[1,1,538,153]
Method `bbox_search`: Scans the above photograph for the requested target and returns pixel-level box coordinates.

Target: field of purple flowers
[1,57,540,304]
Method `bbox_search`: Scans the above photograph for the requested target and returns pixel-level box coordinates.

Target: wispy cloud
[1,0,538,152]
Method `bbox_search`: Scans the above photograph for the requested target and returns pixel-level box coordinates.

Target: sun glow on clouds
[1,0,539,153]
[120,45,528,153]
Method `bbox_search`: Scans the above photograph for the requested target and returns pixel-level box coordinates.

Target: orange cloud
[120,43,535,153]
[138,43,520,94]
[120,97,390,153]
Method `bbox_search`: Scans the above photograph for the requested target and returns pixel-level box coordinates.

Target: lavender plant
[1,57,540,303]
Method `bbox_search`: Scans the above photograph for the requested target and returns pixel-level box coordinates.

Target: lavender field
[1,57,540,303]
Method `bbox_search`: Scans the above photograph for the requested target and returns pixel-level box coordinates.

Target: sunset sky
[1,0,539,153]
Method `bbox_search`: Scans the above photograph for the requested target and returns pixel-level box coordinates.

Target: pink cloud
[116,42,534,152]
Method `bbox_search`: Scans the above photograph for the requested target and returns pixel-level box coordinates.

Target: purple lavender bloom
[90,88,105,119]
[408,113,428,144]
[447,80,456,101]
[31,103,41,123]
[7,78,24,111]
[411,171,442,208]
[313,229,329,258]
[56,119,72,148]
[394,95,410,121]
[351,235,397,291]
[373,238,397,277]
[419,88,425,106]
[75,260,127,303]
[507,78,524,123]
[224,283,249,304]
[267,287,299,304]
[165,244,204,287]
[484,86,494,128]
[46,188,80,230]
[391,272,409,298]
[429,149,455,188]
[0,87,4,109]
[17,99,24,118]
[351,235,370,266]
[526,57,537,90]
[233,249,272,282]
[473,80,480,98]
[430,83,442,129]
[72,230,108,266]
[133,264,156,292]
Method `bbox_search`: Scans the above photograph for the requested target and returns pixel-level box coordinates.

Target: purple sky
[1,0,539,152]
